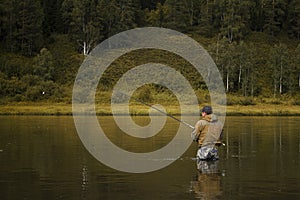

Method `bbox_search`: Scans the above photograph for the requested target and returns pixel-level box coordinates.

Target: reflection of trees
[190,160,223,199]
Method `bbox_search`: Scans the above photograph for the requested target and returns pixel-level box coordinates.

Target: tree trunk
[299,73,300,88]
[251,73,254,97]
[238,64,242,88]
[279,58,283,94]
[188,0,193,26]
[83,41,87,55]
[227,72,229,92]
[216,34,220,64]
[274,80,277,98]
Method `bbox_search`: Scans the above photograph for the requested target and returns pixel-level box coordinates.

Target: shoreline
[0,103,300,116]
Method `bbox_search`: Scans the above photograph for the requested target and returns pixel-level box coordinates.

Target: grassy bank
[1,102,300,116]
[0,102,73,115]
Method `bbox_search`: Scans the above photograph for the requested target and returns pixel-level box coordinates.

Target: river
[0,116,300,199]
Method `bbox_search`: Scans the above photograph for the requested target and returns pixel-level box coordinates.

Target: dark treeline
[0,0,300,103]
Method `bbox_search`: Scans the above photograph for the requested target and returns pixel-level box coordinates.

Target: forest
[0,0,300,105]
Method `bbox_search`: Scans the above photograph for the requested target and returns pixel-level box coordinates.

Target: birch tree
[269,43,289,97]
[234,42,257,96]
[98,0,137,40]
[62,0,102,55]
[209,37,234,92]
[217,0,251,43]
[294,44,300,89]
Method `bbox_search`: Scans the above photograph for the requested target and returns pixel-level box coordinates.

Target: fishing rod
[115,91,195,130]
[115,91,225,147]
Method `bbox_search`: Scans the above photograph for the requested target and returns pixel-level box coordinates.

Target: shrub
[269,99,282,105]
[292,100,300,105]
[25,86,43,101]
[238,97,256,106]
[136,86,153,103]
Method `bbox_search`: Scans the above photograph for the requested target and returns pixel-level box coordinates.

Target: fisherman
[191,106,223,160]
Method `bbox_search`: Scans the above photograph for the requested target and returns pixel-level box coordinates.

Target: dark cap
[201,106,212,114]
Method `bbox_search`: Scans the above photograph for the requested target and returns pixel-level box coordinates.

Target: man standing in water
[191,106,223,160]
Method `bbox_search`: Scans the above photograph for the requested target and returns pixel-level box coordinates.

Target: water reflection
[81,165,88,200]
[190,160,223,199]
[1,116,300,199]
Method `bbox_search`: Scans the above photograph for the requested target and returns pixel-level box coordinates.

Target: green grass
[0,102,73,115]
[1,101,300,116]
[226,104,300,116]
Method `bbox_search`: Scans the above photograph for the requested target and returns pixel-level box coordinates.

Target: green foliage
[263,0,286,36]
[11,0,44,55]
[216,0,252,42]
[0,53,34,78]
[146,3,169,27]
[292,99,300,105]
[47,34,83,84]
[33,48,55,80]
[135,85,153,102]
[0,0,300,104]
[269,43,290,97]
[226,95,256,106]
[163,0,189,31]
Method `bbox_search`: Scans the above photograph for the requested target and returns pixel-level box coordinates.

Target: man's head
[201,106,212,116]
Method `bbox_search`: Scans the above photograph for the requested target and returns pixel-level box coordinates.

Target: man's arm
[191,121,201,141]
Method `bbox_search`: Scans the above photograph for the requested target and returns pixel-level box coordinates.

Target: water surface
[0,116,300,199]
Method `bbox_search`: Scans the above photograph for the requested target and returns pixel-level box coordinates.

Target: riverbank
[0,102,300,116]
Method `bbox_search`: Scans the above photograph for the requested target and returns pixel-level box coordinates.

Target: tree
[146,2,169,27]
[17,0,44,55]
[250,0,266,32]
[0,0,44,55]
[194,0,216,36]
[234,42,257,96]
[247,43,261,97]
[294,44,300,90]
[164,0,190,31]
[33,48,55,81]
[208,36,235,92]
[0,0,15,51]
[97,0,119,39]
[62,0,102,55]
[215,0,252,43]
[286,43,300,94]
[41,0,64,35]
[140,0,166,10]
[182,0,198,27]
[269,43,289,97]
[116,0,138,31]
[286,0,300,39]
[263,0,287,36]
[97,0,138,40]
[146,0,196,29]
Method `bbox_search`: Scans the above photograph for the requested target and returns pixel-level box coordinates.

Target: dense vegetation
[0,0,300,105]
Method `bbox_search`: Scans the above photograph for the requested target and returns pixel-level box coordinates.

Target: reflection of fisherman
[191,106,223,160]
[190,160,223,199]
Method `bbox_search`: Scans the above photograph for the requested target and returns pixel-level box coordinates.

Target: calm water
[0,116,300,199]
